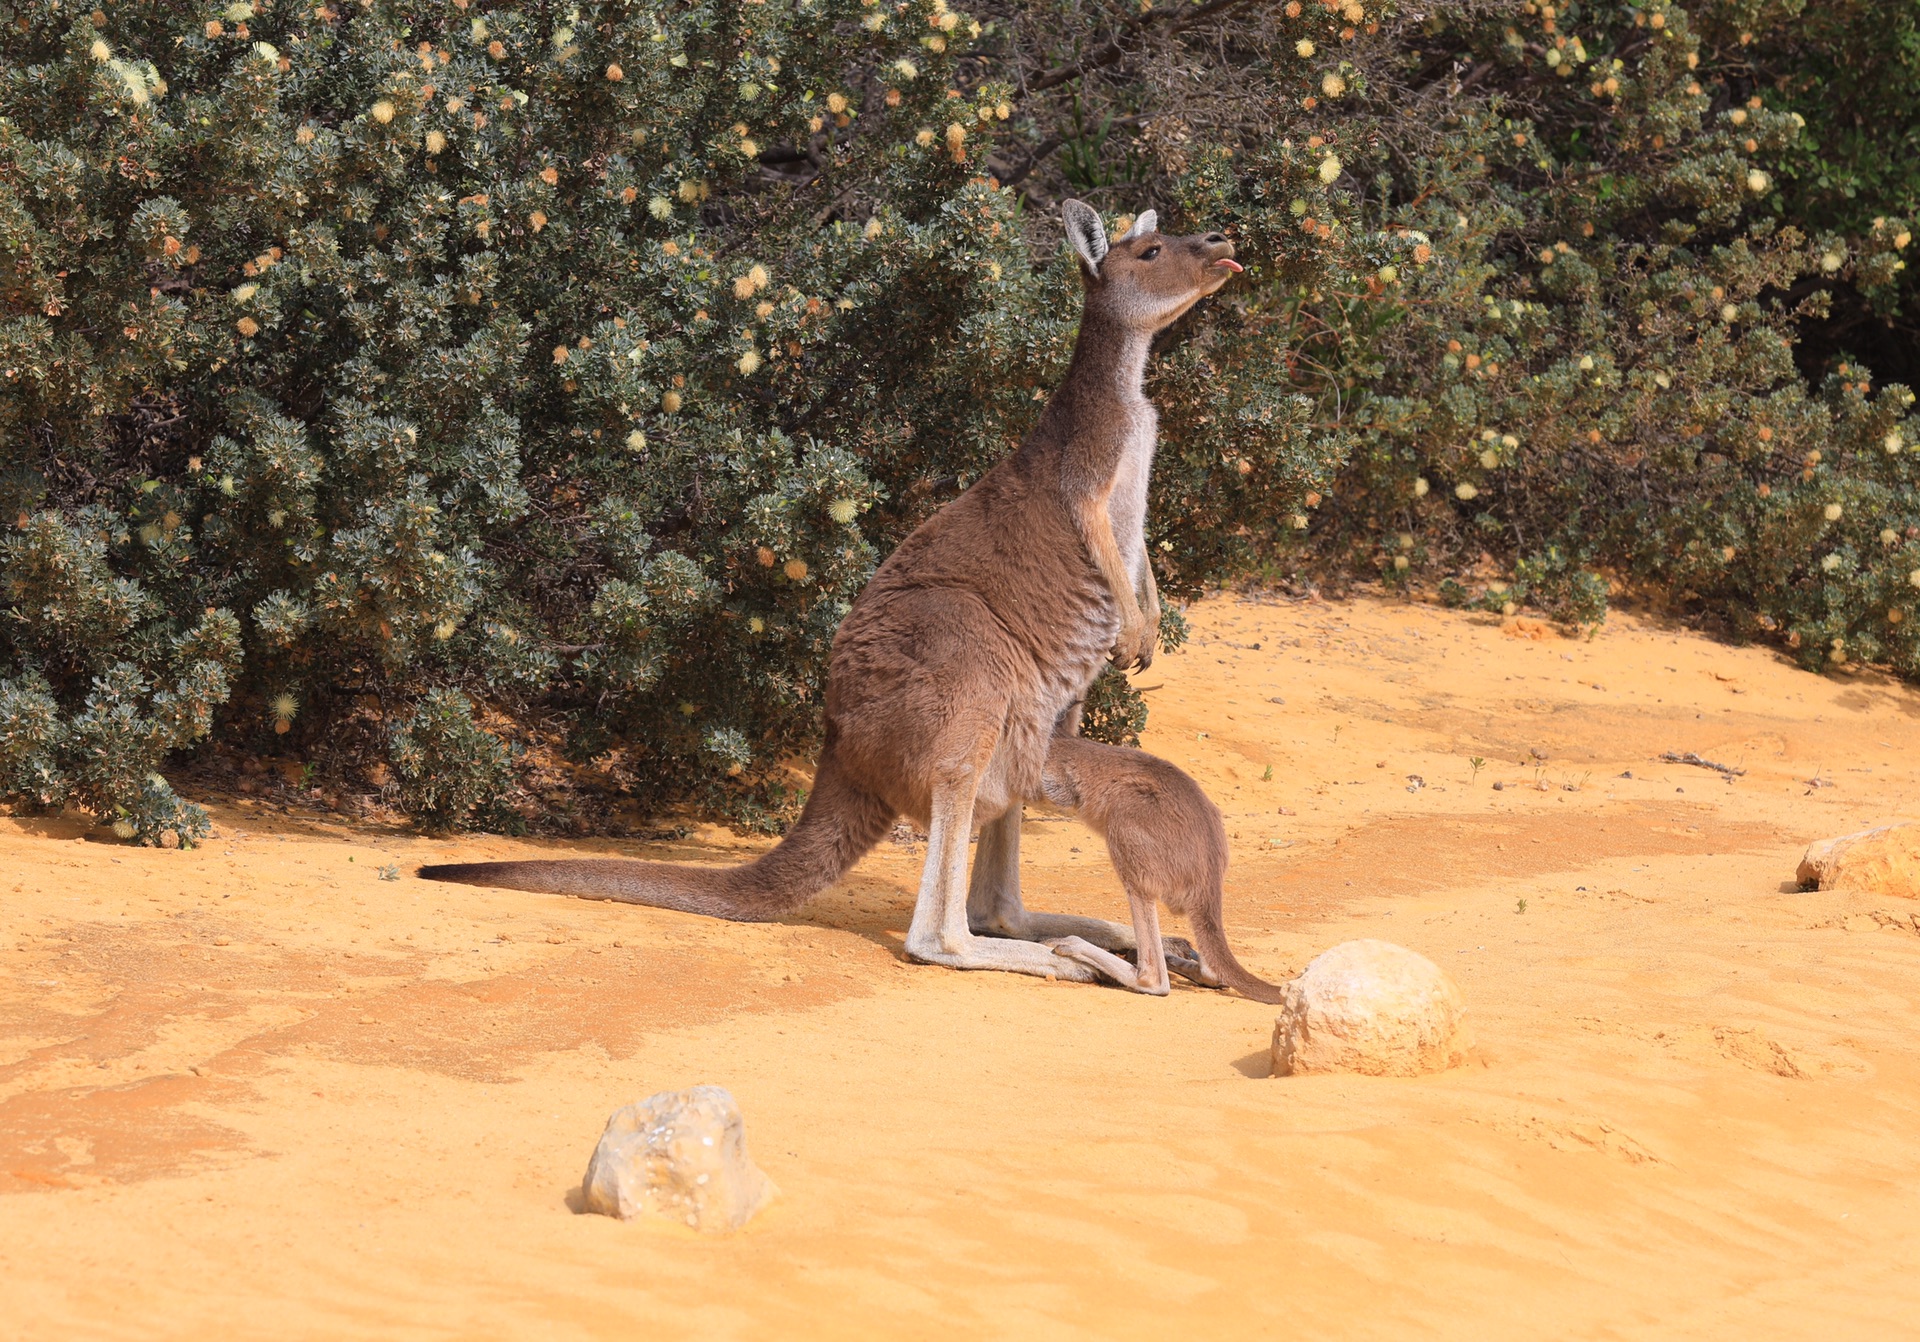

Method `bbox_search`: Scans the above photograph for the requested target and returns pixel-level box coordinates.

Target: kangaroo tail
[417,749,893,923]
[1188,898,1285,1004]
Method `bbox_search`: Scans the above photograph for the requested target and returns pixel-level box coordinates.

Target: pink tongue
[1214,258,1244,272]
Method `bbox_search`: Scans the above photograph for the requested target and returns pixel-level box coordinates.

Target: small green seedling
[1262,764,1274,781]
[377,863,401,881]
[1468,756,1486,785]
[1515,897,1528,914]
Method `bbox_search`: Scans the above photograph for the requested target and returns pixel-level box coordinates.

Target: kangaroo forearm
[1075,497,1146,628]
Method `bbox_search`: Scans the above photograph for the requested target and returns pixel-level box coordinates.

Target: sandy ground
[4,592,1920,1340]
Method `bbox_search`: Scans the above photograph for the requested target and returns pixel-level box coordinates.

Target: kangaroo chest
[1105,398,1156,580]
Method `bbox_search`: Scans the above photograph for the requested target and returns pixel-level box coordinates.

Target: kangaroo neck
[1067,308,1151,401]
[1046,308,1152,432]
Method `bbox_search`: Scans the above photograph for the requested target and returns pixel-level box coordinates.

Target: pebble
[583,1086,776,1232]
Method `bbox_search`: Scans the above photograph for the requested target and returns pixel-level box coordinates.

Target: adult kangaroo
[420,201,1242,983]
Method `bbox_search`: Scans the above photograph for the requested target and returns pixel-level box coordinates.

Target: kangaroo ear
[1114,209,1157,243]
[1062,199,1108,277]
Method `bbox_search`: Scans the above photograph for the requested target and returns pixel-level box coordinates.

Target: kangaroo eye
[1138,245,1161,261]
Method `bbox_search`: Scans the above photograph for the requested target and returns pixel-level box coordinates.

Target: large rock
[1797,824,1920,898]
[1270,940,1469,1077]
[582,1086,776,1232]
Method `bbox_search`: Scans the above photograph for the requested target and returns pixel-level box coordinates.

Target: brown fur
[420,203,1240,985]
[1038,734,1283,1003]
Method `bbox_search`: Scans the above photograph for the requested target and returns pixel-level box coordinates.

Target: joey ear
[1114,209,1157,243]
[1062,199,1108,277]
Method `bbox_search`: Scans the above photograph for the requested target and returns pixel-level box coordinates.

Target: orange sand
[4,593,1920,1339]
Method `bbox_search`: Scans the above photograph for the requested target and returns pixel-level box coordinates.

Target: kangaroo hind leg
[904,763,1098,983]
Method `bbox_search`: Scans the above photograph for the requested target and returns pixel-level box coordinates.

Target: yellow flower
[828,498,858,524]
[1820,250,1844,273]
[737,348,762,375]
[915,128,936,147]
[827,92,849,114]
[1296,39,1315,57]
[733,275,757,300]
[661,390,682,413]
[1455,482,1478,500]
[783,558,809,581]
[1824,503,1844,521]
[1882,529,1899,545]
[1321,72,1346,98]
[1318,155,1342,184]
[626,430,647,451]
[864,217,884,240]
[1886,432,1906,454]
[1479,450,1499,469]
[425,129,447,154]
[232,283,258,303]
[1911,569,1920,589]
[748,263,770,290]
[90,39,111,61]
[893,58,918,79]
[236,316,260,337]
[748,616,766,633]
[648,195,672,219]
[1746,169,1770,193]
[1721,303,1739,322]
[1413,477,1430,497]
[371,99,396,124]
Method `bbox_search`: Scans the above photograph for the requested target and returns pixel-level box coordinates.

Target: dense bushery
[1,0,1914,840]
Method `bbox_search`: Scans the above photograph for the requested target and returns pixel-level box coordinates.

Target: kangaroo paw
[1167,952,1223,989]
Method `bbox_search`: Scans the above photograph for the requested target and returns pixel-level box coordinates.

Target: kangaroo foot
[905,931,1101,983]
[1166,952,1223,989]
[974,908,1138,952]
[1048,936,1170,995]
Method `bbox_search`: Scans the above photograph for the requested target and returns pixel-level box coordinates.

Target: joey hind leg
[1049,895,1170,995]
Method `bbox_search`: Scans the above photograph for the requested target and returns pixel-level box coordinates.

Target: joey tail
[417,748,893,922]
[1187,900,1285,1004]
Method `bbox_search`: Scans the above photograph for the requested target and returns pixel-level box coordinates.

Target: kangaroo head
[1062,200,1241,333]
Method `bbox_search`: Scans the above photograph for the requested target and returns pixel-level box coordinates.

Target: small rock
[1270,940,1470,1078]
[1797,823,1920,898]
[583,1086,776,1232]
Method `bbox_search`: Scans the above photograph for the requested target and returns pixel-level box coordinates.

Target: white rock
[1270,939,1469,1077]
[1797,823,1920,898]
[582,1085,776,1231]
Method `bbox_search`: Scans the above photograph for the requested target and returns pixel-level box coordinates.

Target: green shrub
[1,0,1915,840]
[388,687,513,832]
